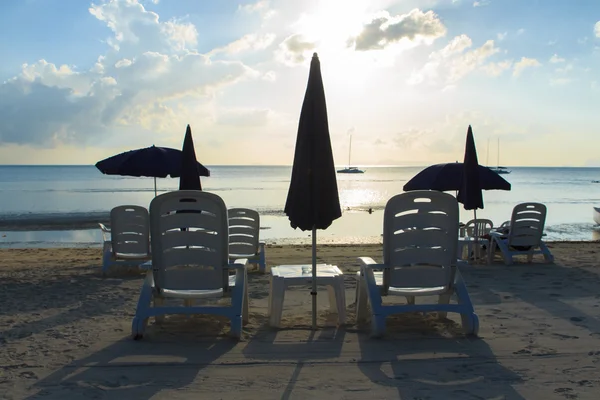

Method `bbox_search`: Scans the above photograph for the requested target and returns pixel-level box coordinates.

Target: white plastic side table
[268,264,346,327]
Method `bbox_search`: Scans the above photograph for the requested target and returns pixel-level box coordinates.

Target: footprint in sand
[552,333,580,340]
[570,317,586,323]
[554,387,578,399]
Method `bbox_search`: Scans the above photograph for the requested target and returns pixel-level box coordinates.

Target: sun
[293,0,369,51]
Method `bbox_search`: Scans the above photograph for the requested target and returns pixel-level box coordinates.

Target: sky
[0,0,599,167]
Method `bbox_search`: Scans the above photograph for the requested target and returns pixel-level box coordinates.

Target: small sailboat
[489,137,511,174]
[337,135,364,174]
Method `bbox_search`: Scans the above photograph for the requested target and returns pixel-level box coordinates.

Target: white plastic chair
[100,205,151,276]
[355,191,479,337]
[488,202,554,265]
[228,208,266,273]
[457,218,493,260]
[131,191,249,340]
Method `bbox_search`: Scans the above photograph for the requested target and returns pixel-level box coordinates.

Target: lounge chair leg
[356,274,369,324]
[371,314,386,338]
[405,296,415,305]
[437,294,451,319]
[243,269,249,324]
[259,243,267,273]
[132,278,153,339]
[230,316,243,339]
[154,297,165,324]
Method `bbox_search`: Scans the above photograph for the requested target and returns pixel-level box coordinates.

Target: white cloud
[409,34,502,85]
[348,9,446,51]
[216,108,274,126]
[0,0,259,146]
[497,32,507,41]
[516,28,525,35]
[549,54,565,63]
[512,57,541,77]
[210,33,276,55]
[237,0,276,20]
[482,60,512,77]
[275,34,318,65]
[550,78,571,86]
[473,1,491,7]
[595,21,600,37]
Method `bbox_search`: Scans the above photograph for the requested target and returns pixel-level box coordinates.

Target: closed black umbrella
[179,125,202,191]
[284,53,342,329]
[457,125,483,210]
[457,125,484,260]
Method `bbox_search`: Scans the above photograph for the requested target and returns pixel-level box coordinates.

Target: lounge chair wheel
[132,316,148,339]
[468,313,479,336]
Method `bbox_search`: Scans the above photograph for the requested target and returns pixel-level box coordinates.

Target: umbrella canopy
[96,145,210,196]
[457,125,483,210]
[179,125,202,191]
[284,53,341,329]
[96,146,210,179]
[284,53,341,231]
[403,163,511,192]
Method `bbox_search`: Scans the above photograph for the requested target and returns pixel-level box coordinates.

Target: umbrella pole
[154,177,157,197]
[473,209,479,262]
[311,226,317,330]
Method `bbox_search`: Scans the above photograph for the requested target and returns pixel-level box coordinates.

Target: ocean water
[1,165,600,248]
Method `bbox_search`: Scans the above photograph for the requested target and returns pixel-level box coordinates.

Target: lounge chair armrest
[98,223,111,233]
[358,257,387,269]
[228,258,249,269]
[489,231,504,238]
[98,223,111,242]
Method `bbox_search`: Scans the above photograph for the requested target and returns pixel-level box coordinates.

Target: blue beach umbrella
[96,145,209,196]
[284,53,342,329]
[403,163,510,192]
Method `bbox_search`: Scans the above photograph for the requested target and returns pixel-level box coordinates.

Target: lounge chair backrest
[110,205,150,256]
[464,218,493,238]
[228,208,260,257]
[149,191,229,292]
[508,202,546,248]
[383,191,459,290]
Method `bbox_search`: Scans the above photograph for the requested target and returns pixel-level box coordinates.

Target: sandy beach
[1,242,600,399]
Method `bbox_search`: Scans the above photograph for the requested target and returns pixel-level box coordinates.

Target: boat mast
[497,137,500,168]
[348,135,352,167]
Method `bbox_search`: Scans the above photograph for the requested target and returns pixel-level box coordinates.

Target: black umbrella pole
[312,226,317,330]
[154,177,157,197]
[473,209,479,262]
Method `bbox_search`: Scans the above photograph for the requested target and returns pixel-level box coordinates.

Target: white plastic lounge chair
[228,208,266,273]
[131,190,249,340]
[99,205,151,276]
[488,202,554,265]
[355,191,479,337]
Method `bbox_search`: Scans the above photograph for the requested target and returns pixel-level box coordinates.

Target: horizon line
[0,164,598,169]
